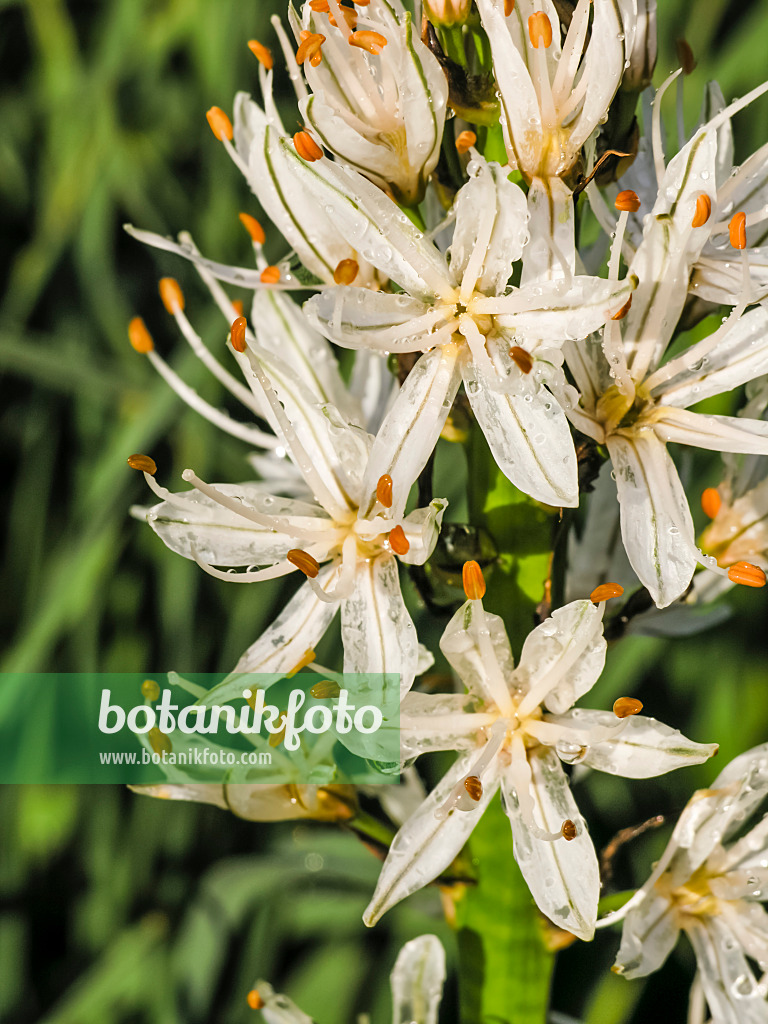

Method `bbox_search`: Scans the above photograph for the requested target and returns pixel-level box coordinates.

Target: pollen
[287,648,317,678]
[333,258,359,285]
[611,294,633,321]
[296,32,325,66]
[159,277,184,314]
[287,549,321,578]
[389,525,410,555]
[590,582,624,603]
[128,316,154,354]
[230,316,248,353]
[455,130,477,155]
[615,190,641,213]
[462,560,486,601]
[528,11,552,48]
[561,819,578,841]
[509,345,533,374]
[692,193,712,228]
[613,696,644,719]
[149,727,172,756]
[239,212,266,245]
[504,0,515,13]
[141,678,160,701]
[205,106,233,141]
[349,30,388,54]
[729,212,747,250]
[247,39,273,70]
[127,453,158,475]
[464,775,483,801]
[310,679,342,698]
[246,990,264,1010]
[727,561,767,588]
[701,487,721,519]
[260,265,281,285]
[293,130,324,162]
[376,473,393,508]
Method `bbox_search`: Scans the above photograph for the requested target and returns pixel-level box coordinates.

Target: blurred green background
[2,0,768,1021]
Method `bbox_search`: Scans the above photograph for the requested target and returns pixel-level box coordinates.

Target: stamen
[247,990,264,1010]
[232,299,244,316]
[611,294,633,321]
[463,560,486,601]
[247,39,273,70]
[271,14,309,103]
[509,346,533,374]
[159,277,184,314]
[675,38,696,75]
[239,212,266,245]
[435,720,508,820]
[293,130,324,162]
[260,265,281,284]
[455,130,476,155]
[269,713,288,747]
[727,561,766,588]
[230,316,248,353]
[287,549,321,578]
[730,211,747,250]
[613,697,643,719]
[128,316,154,353]
[205,106,233,141]
[590,582,624,603]
[127,453,158,475]
[287,648,317,677]
[349,30,388,54]
[333,258,359,285]
[528,11,552,48]
[149,728,172,756]
[310,679,341,698]
[464,775,483,801]
[389,525,410,555]
[701,487,722,518]
[296,32,326,66]
[141,678,160,701]
[615,190,641,214]
[561,819,578,841]
[376,473,393,508]
[504,0,515,13]
[692,194,712,228]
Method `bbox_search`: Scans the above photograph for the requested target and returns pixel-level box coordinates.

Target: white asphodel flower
[474,0,635,281]
[277,148,631,512]
[248,933,446,1024]
[566,109,768,607]
[290,0,449,205]
[611,743,768,1024]
[363,563,717,938]
[130,782,357,822]
[130,333,446,695]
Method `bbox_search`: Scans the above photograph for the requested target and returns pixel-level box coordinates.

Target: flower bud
[622,0,658,91]
[423,0,472,27]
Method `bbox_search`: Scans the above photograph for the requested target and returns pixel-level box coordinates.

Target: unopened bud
[423,0,472,27]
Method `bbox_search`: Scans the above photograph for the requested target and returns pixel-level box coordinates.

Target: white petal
[341,553,418,698]
[398,499,448,566]
[303,288,440,352]
[698,81,734,189]
[439,599,516,705]
[501,746,600,940]
[691,251,768,306]
[399,692,493,759]
[521,177,576,285]
[254,982,314,1024]
[360,345,462,518]
[650,407,768,456]
[614,895,680,979]
[129,783,229,809]
[687,919,767,1024]
[568,0,627,152]
[563,711,718,777]
[363,749,501,926]
[607,432,697,608]
[461,340,579,507]
[390,934,446,1024]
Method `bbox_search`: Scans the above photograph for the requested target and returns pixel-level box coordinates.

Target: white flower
[613,743,768,1024]
[363,569,716,937]
[129,782,357,821]
[622,0,657,92]
[292,0,449,205]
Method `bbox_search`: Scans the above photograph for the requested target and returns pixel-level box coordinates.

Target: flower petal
[399,692,495,759]
[650,407,768,456]
[303,288,441,352]
[687,919,766,1024]
[439,599,516,705]
[614,895,681,979]
[390,934,446,1024]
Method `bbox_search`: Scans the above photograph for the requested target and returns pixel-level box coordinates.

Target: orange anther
[561,819,578,841]
[727,561,766,588]
[206,106,233,141]
[464,775,483,801]
[528,11,552,48]
[376,473,393,508]
[149,727,172,756]
[455,130,477,155]
[159,277,184,314]
[462,560,486,601]
[296,32,326,65]
[729,212,747,250]
[349,29,388,54]
[509,345,533,374]
[676,38,696,76]
[247,990,264,1010]
[268,714,287,747]
[692,193,712,228]
[239,212,266,245]
[309,679,341,699]
[615,190,641,213]
[287,549,321,579]
[293,130,324,162]
[260,265,281,285]
[128,316,154,354]
[590,582,624,603]
[611,293,633,321]
[504,0,515,13]
[141,678,160,701]
[230,316,248,353]
[248,39,273,70]
[353,0,370,5]
[309,0,330,9]
[232,299,244,317]
[127,453,157,475]
[286,648,317,678]
[613,696,644,719]
[701,487,722,519]
[333,258,359,285]
[389,525,410,555]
